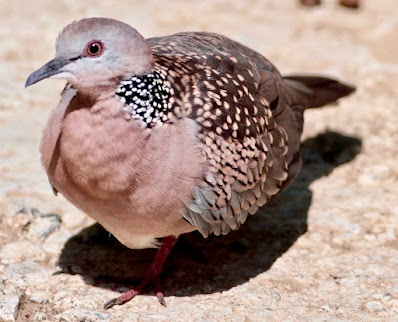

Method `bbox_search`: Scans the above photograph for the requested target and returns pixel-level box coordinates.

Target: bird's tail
[283,75,356,109]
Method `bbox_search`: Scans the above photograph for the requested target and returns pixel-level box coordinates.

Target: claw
[104,297,119,309]
[154,276,166,306]
[103,236,178,308]
[104,289,139,309]
[157,292,166,307]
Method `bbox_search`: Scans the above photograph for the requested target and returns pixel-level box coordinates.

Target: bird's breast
[41,93,205,244]
[60,105,140,194]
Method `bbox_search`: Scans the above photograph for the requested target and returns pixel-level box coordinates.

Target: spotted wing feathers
[148,32,351,237]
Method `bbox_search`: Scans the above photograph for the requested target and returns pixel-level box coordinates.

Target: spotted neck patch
[116,71,170,127]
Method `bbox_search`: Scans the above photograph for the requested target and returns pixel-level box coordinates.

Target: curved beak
[25,57,70,87]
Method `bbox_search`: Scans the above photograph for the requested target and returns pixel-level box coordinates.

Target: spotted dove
[25,17,355,308]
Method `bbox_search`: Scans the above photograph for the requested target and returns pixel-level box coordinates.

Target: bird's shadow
[57,131,361,297]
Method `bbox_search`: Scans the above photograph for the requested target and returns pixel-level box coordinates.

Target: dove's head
[26,18,154,91]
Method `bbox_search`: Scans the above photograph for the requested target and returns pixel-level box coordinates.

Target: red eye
[85,41,104,57]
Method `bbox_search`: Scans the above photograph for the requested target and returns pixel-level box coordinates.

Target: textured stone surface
[4,262,52,290]
[54,309,111,322]
[27,210,61,242]
[0,293,21,322]
[0,239,46,264]
[0,0,397,321]
[29,290,51,304]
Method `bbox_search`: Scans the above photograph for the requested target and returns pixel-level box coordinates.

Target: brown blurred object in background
[300,0,360,8]
[340,0,360,8]
[300,0,321,6]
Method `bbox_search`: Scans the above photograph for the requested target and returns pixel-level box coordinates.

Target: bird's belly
[55,148,197,248]
[52,154,198,250]
[43,106,203,248]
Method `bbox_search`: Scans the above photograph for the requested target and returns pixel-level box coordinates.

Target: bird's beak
[25,57,70,87]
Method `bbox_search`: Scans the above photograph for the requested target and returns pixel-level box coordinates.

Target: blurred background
[0,1,397,321]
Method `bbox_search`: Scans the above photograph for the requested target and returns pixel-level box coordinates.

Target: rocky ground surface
[1,0,397,321]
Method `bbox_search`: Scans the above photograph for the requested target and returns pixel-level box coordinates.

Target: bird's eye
[85,41,104,57]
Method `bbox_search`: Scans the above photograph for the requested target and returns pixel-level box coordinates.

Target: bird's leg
[104,235,178,309]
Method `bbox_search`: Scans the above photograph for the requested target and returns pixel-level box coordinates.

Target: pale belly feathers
[40,88,204,249]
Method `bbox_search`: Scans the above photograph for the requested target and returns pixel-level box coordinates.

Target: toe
[103,297,119,309]
[156,292,166,307]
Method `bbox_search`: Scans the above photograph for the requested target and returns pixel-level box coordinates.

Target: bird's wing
[183,62,301,237]
[149,32,302,237]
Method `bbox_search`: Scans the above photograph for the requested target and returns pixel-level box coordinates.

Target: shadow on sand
[57,131,361,297]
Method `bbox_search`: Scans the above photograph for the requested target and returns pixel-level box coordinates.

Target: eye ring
[84,40,104,57]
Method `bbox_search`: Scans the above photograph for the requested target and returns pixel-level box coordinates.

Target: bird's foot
[104,289,139,309]
[103,235,178,309]
[103,275,165,309]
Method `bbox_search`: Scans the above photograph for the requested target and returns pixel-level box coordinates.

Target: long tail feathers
[283,75,356,109]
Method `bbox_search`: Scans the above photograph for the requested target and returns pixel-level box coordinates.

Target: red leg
[104,236,178,309]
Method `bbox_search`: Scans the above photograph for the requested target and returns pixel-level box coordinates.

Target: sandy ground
[0,0,397,321]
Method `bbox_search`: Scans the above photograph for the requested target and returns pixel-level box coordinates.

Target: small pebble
[33,312,47,321]
[29,290,51,304]
[0,293,21,322]
[320,304,330,312]
[28,214,60,241]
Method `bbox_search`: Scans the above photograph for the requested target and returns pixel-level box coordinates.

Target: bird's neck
[116,71,170,128]
[74,82,121,102]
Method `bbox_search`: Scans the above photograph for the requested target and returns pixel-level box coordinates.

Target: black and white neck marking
[116,71,170,128]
